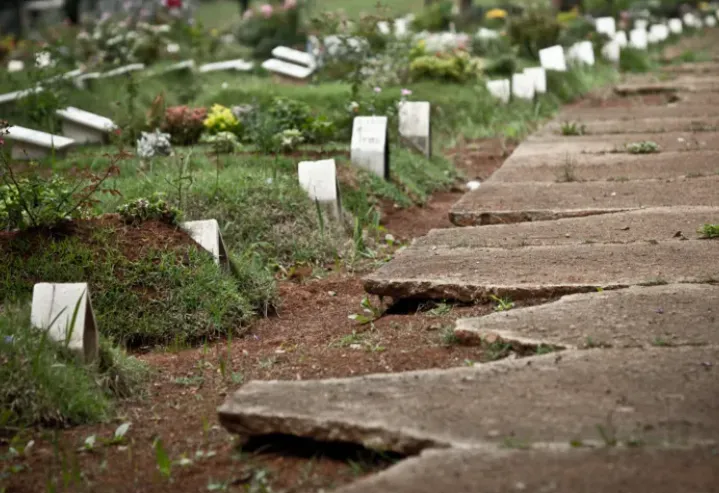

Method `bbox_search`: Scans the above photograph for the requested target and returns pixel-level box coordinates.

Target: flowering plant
[117,193,181,225]
[203,104,241,135]
[162,105,207,145]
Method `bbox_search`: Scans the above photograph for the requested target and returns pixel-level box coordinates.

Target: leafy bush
[412,0,455,32]
[201,131,243,154]
[626,141,660,154]
[162,105,208,145]
[410,51,482,83]
[275,128,304,151]
[117,193,181,225]
[698,223,719,239]
[483,54,518,77]
[236,1,305,59]
[204,104,242,135]
[507,7,561,59]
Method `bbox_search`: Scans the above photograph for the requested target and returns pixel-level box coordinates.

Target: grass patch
[0,305,147,428]
[626,141,660,154]
[620,47,655,73]
[560,121,586,136]
[698,223,719,238]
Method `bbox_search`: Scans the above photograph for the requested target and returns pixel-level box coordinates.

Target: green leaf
[154,438,172,479]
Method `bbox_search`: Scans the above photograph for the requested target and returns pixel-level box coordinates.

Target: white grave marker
[511,72,535,101]
[0,86,43,106]
[630,29,648,50]
[394,18,409,38]
[350,116,389,179]
[56,107,117,145]
[181,219,229,268]
[261,59,314,80]
[6,125,74,160]
[635,19,649,31]
[539,45,567,72]
[298,159,341,218]
[683,13,700,28]
[568,41,595,66]
[103,63,145,78]
[706,16,717,27]
[523,67,546,94]
[377,21,391,35]
[8,60,24,72]
[272,46,316,69]
[614,31,628,47]
[198,59,253,73]
[595,17,617,36]
[669,18,683,34]
[486,79,510,103]
[31,283,99,363]
[398,101,431,157]
[477,27,500,39]
[601,41,621,63]
[154,60,196,76]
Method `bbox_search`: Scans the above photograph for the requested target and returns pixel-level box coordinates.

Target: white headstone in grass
[154,60,195,76]
[103,63,145,78]
[350,116,389,179]
[56,107,117,145]
[706,16,717,27]
[181,219,229,268]
[272,46,316,68]
[568,41,595,66]
[523,67,546,94]
[398,101,431,157]
[74,72,101,89]
[477,27,500,39]
[595,17,617,36]
[262,59,314,80]
[8,60,24,72]
[377,21,391,35]
[635,19,649,31]
[630,29,648,50]
[198,59,253,73]
[614,30,628,47]
[486,79,510,103]
[683,13,700,28]
[31,283,99,363]
[5,125,74,160]
[394,18,409,38]
[539,45,567,72]
[298,159,341,218]
[602,40,621,63]
[511,72,535,101]
[0,86,43,106]
[648,24,668,43]
[669,18,683,34]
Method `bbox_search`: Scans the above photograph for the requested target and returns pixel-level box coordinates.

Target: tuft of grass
[0,305,147,429]
[626,141,660,154]
[698,223,719,239]
[557,158,578,183]
[440,326,460,346]
[620,47,655,73]
[490,294,514,312]
[560,121,586,136]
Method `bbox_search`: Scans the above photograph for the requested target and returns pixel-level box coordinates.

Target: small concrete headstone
[153,60,195,76]
[261,59,314,80]
[635,19,649,31]
[394,18,409,38]
[350,116,389,179]
[614,31,628,47]
[56,107,117,145]
[377,21,391,35]
[8,60,24,72]
[181,219,229,268]
[649,24,669,43]
[539,45,567,72]
[198,59,253,73]
[31,283,99,363]
[511,72,535,101]
[523,67,546,94]
[568,41,595,66]
[595,17,616,36]
[477,27,500,39]
[271,46,316,68]
[602,41,621,63]
[103,63,145,78]
[486,79,510,103]
[297,159,341,218]
[6,125,74,160]
[630,29,648,50]
[683,13,700,28]
[398,101,431,157]
[0,87,43,106]
[669,18,683,34]
[706,16,717,27]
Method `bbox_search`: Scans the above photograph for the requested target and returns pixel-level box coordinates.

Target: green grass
[0,305,147,428]
[698,223,719,239]
[620,47,656,73]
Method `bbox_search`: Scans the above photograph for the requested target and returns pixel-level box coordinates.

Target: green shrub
[620,47,654,73]
[412,0,455,32]
[507,7,561,59]
[410,52,482,83]
[201,131,243,154]
[117,193,181,225]
[236,2,305,59]
[161,105,208,146]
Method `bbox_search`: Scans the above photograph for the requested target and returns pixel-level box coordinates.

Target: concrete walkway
[219,32,719,492]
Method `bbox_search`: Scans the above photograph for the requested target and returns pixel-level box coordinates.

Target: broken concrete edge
[448,208,632,227]
[362,278,628,302]
[217,404,453,455]
[453,325,575,351]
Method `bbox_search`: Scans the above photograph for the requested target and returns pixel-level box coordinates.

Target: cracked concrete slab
[558,104,718,122]
[335,447,719,493]
[414,207,719,249]
[614,78,719,95]
[363,241,718,301]
[518,132,719,156]
[491,150,719,183]
[453,284,719,349]
[536,116,719,136]
[218,347,719,454]
[661,62,719,74]
[449,175,719,226]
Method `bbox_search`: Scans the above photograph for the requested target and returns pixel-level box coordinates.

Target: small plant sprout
[626,141,660,154]
[698,223,719,239]
[440,326,460,346]
[560,121,586,136]
[154,438,172,480]
[348,296,383,325]
[557,157,578,183]
[489,294,514,312]
[107,422,131,446]
[79,435,97,452]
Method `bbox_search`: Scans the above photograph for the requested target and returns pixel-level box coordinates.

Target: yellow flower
[699,2,709,11]
[210,28,219,37]
[485,8,507,20]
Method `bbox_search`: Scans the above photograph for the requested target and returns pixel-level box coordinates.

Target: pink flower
[283,0,297,9]
[260,4,273,17]
[373,87,382,93]
[401,88,412,96]
[243,8,254,19]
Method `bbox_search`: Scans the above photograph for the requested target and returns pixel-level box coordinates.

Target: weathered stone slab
[415,207,719,249]
[0,86,43,106]
[454,284,719,349]
[662,62,719,74]
[181,219,229,268]
[364,241,718,301]
[538,116,719,136]
[539,45,567,72]
[491,150,719,182]
[56,107,117,145]
[615,79,719,95]
[523,67,546,94]
[351,116,389,179]
[336,447,719,493]
[218,346,719,452]
[271,46,316,68]
[486,79,510,103]
[297,159,341,218]
[519,131,719,155]
[261,59,313,80]
[31,283,99,363]
[450,176,719,226]
[512,72,535,100]
[6,125,74,160]
[558,104,718,122]
[199,59,253,73]
[398,101,431,157]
